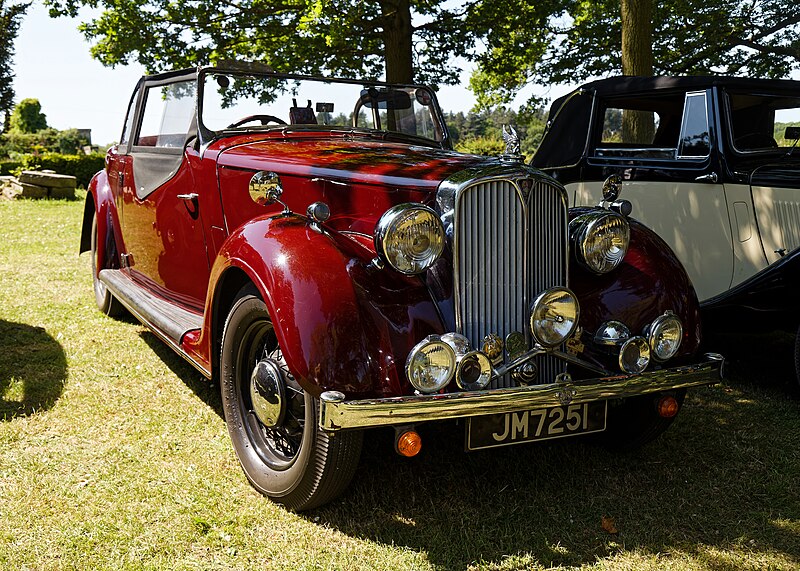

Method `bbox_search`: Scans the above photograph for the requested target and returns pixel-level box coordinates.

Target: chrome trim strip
[318,354,723,431]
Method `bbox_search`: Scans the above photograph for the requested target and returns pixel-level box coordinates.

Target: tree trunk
[620,0,655,143]
[380,0,414,84]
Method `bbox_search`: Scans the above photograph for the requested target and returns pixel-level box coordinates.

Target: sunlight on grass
[0,196,798,570]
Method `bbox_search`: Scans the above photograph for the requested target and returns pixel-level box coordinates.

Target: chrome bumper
[318,353,723,432]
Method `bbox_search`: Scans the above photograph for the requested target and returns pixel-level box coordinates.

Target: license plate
[465,401,607,451]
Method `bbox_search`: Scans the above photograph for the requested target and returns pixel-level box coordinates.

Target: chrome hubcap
[250,359,286,428]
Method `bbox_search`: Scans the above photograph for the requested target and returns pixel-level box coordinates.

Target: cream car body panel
[571,180,734,301]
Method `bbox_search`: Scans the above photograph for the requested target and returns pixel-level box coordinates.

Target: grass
[0,194,798,570]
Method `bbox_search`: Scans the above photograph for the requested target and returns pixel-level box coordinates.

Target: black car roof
[577,74,800,96]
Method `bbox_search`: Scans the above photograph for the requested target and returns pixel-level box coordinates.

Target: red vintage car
[80,64,723,510]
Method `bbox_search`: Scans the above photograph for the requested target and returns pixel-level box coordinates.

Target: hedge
[0,160,22,176]
[17,152,106,188]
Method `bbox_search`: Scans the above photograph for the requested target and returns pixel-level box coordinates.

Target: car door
[572,90,735,302]
[119,74,211,308]
[723,91,800,275]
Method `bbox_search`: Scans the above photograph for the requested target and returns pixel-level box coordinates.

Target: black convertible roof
[576,74,800,97]
[532,75,800,169]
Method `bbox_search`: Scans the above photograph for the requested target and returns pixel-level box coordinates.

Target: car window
[119,87,138,149]
[728,91,800,152]
[677,92,710,158]
[594,92,685,160]
[135,81,196,149]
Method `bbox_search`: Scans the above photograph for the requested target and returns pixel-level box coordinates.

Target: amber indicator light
[657,396,680,418]
[396,430,422,457]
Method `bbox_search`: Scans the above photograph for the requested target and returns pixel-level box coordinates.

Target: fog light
[657,396,680,418]
[405,335,456,393]
[619,336,650,373]
[396,429,422,457]
[647,312,683,361]
[455,351,492,390]
[530,287,580,347]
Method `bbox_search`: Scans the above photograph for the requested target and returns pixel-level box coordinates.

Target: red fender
[569,208,702,363]
[82,170,124,273]
[187,215,444,399]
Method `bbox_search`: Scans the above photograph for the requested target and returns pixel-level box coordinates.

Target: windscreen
[200,72,443,142]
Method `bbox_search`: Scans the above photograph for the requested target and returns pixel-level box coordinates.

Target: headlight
[375,204,445,274]
[619,336,650,373]
[530,287,580,347]
[405,335,455,393]
[571,211,630,274]
[647,312,683,361]
[455,351,492,391]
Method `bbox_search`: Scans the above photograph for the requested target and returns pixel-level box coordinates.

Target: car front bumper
[318,353,724,431]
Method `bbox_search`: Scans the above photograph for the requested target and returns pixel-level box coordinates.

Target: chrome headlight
[619,336,650,373]
[647,312,683,361]
[375,204,445,274]
[530,287,580,348]
[405,335,455,393]
[571,211,630,274]
[455,350,492,391]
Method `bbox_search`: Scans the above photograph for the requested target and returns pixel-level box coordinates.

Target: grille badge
[482,333,503,361]
[505,332,526,360]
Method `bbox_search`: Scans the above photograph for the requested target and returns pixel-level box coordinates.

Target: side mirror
[785,126,800,140]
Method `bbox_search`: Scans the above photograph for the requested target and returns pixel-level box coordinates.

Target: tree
[0,0,29,132]
[45,0,473,85]
[471,0,800,108]
[9,98,47,133]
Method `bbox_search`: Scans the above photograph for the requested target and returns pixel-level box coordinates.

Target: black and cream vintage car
[533,75,800,383]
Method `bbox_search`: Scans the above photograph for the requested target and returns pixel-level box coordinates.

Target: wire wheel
[220,285,362,510]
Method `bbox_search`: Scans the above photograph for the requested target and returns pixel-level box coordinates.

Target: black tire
[220,287,362,511]
[793,324,800,391]
[601,389,686,451]
[90,212,125,317]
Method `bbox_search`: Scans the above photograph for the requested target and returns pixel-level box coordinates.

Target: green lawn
[0,195,798,570]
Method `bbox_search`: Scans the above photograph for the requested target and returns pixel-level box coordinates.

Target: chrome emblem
[505,331,526,360]
[500,125,522,162]
[554,372,576,405]
[482,333,503,360]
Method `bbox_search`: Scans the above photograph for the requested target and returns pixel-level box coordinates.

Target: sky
[14,1,572,146]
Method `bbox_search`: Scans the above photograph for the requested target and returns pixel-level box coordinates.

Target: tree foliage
[9,98,47,133]
[472,0,800,107]
[0,0,29,132]
[45,0,473,84]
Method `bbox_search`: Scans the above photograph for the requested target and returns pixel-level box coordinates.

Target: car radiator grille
[455,177,568,388]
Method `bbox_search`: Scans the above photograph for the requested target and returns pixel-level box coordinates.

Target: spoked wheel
[220,286,362,511]
[90,212,125,317]
[601,389,686,451]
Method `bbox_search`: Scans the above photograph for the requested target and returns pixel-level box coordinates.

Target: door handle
[694,172,718,183]
[177,193,199,200]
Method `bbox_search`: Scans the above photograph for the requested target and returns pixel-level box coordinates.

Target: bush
[455,136,506,157]
[18,152,105,188]
[0,160,22,176]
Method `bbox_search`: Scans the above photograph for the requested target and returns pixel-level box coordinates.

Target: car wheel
[600,389,686,451]
[793,324,800,390]
[90,212,125,317]
[220,286,362,511]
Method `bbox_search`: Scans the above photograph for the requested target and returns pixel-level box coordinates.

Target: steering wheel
[227,114,287,128]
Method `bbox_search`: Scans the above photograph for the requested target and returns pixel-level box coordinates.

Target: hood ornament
[500,125,523,163]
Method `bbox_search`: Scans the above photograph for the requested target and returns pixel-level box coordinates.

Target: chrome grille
[454,177,568,387]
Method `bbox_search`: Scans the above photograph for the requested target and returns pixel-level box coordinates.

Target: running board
[98,269,203,345]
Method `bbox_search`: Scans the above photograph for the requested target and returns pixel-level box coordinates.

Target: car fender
[204,215,444,399]
[80,170,122,272]
[568,208,702,359]
[700,245,800,331]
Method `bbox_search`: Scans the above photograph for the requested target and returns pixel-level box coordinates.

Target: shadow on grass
[0,319,66,419]
[139,331,223,419]
[315,382,800,569]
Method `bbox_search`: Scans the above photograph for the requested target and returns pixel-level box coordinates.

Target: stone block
[19,171,77,189]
